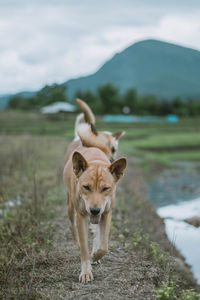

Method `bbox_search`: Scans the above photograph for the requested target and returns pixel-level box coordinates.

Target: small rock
[184,216,200,228]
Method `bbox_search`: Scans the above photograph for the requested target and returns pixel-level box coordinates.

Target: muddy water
[145,166,200,283]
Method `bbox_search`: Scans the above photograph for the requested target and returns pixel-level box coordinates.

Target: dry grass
[0,135,67,299]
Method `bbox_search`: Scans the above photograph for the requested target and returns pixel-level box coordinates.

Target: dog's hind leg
[67,192,79,246]
[91,210,112,262]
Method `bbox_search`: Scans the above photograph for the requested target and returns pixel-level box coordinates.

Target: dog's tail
[76,98,95,125]
[74,98,97,138]
[77,123,111,159]
[74,113,85,139]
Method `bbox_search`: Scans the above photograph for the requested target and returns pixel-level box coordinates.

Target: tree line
[7,82,200,116]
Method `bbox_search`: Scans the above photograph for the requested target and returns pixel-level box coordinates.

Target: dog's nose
[90,207,100,216]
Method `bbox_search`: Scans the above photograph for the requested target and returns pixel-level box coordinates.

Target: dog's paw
[74,241,80,249]
[91,259,101,265]
[92,249,107,262]
[79,271,94,283]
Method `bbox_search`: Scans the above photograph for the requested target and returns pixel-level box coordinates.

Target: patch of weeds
[118,198,127,214]
[132,229,143,248]
[48,185,66,205]
[150,242,169,267]
[131,230,170,278]
[0,135,65,299]
[153,282,200,300]
[131,229,152,252]
[0,189,55,298]
[181,289,200,300]
[153,281,177,299]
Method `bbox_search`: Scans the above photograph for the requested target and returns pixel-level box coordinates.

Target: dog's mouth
[90,214,101,224]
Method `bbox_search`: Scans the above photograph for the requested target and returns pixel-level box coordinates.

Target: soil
[25,157,199,300]
[184,216,200,228]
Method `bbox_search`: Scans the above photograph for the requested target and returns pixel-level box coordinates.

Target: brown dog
[63,125,127,283]
[75,98,125,161]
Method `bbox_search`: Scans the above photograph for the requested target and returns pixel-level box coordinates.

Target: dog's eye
[102,187,110,192]
[83,185,90,191]
[111,147,116,154]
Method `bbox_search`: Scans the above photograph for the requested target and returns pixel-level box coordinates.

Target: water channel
[145,166,200,283]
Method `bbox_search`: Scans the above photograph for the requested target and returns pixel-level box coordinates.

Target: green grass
[1,110,200,165]
[153,281,200,300]
[0,111,75,138]
[128,132,200,148]
[118,120,200,164]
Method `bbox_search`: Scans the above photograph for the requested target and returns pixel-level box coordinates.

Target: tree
[159,100,173,116]
[172,97,183,115]
[137,95,158,115]
[8,95,31,110]
[123,88,137,113]
[97,83,121,114]
[8,83,68,111]
[187,99,200,116]
[33,84,67,107]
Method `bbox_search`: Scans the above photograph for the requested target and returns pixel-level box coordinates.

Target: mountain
[0,94,12,108]
[1,39,200,108]
[64,39,200,100]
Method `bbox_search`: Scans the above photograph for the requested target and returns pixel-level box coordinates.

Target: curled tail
[76,98,95,125]
[74,98,97,138]
[74,113,85,139]
[77,123,111,159]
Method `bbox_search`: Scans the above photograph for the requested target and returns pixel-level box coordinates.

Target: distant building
[40,102,76,114]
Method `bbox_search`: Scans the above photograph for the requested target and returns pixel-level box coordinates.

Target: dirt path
[37,200,144,299]
[33,160,199,300]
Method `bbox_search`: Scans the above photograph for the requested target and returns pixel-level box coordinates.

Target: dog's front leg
[92,210,112,262]
[76,213,93,283]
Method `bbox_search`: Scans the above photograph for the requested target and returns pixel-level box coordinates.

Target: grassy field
[0,111,200,298]
[1,110,200,165]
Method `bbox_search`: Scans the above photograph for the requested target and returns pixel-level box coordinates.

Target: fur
[75,98,125,161]
[63,123,127,283]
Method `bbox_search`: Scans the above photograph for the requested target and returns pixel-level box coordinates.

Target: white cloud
[154,14,200,49]
[0,1,200,94]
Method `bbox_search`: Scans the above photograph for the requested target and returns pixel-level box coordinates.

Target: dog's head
[72,151,127,224]
[98,131,125,161]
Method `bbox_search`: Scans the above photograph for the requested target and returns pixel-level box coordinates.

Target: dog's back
[75,98,125,161]
[64,122,112,165]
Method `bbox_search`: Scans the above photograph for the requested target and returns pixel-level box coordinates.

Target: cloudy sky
[0,0,200,95]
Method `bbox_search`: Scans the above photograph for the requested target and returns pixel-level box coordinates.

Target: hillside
[1,39,200,109]
[64,39,200,100]
[0,95,12,109]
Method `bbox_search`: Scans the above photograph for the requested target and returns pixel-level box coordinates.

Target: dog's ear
[112,131,125,140]
[109,157,127,182]
[72,151,88,177]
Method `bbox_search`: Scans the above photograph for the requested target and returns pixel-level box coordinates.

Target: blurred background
[0,0,200,296]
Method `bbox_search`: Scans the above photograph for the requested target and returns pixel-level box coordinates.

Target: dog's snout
[90,207,100,216]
